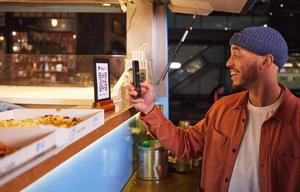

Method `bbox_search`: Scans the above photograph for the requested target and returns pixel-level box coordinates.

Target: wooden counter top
[0,101,138,192]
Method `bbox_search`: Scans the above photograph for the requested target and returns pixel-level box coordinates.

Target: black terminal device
[132,60,142,99]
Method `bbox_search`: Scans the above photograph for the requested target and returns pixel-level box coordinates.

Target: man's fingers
[128,90,137,97]
[127,83,135,91]
[141,81,152,90]
[129,97,144,103]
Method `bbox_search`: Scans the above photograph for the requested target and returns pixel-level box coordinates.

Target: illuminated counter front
[0,86,94,107]
[0,102,138,192]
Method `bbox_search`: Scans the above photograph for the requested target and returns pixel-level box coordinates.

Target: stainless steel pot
[136,140,168,180]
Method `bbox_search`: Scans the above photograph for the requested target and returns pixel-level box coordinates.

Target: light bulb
[51,19,58,27]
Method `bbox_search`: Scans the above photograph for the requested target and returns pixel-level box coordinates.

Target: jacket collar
[234,84,298,124]
[273,84,297,124]
[234,90,249,109]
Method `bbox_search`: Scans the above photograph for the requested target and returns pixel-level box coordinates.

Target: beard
[232,63,259,90]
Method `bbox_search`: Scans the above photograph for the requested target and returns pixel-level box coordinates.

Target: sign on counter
[93,58,111,102]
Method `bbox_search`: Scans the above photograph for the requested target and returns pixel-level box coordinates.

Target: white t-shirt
[228,92,283,192]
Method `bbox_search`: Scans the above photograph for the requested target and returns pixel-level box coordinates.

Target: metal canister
[175,120,193,173]
[136,140,169,180]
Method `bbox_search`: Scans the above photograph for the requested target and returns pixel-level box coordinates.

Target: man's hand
[127,81,155,115]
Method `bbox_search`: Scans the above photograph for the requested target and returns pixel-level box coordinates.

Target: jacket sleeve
[140,105,210,159]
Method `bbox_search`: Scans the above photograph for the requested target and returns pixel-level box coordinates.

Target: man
[128,26,300,192]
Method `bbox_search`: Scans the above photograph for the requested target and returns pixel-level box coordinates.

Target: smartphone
[132,60,142,99]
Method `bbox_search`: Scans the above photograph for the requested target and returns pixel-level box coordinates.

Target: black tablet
[93,58,111,102]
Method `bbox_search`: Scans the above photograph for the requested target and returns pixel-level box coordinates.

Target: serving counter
[0,86,94,107]
[0,100,138,192]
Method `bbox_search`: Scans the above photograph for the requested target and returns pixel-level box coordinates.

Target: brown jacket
[140,85,300,192]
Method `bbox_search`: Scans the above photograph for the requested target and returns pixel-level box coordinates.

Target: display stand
[93,58,115,111]
[93,99,115,111]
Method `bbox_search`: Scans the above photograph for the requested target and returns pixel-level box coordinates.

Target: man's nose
[226,56,233,68]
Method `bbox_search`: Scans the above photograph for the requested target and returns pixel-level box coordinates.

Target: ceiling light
[280,4,284,8]
[102,3,111,6]
[12,31,17,36]
[12,46,18,52]
[170,62,182,69]
[51,19,58,27]
[283,63,293,68]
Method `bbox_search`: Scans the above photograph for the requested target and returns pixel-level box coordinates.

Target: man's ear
[259,54,274,71]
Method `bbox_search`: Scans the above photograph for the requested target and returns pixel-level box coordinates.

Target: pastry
[0,115,83,128]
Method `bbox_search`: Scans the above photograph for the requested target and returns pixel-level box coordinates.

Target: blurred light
[263,24,268,27]
[269,12,273,16]
[283,63,293,68]
[224,27,228,31]
[102,3,111,6]
[51,19,58,27]
[280,4,284,8]
[170,62,182,69]
[279,68,285,73]
[297,63,300,67]
[73,34,77,39]
[61,23,66,28]
[0,36,4,41]
[12,46,18,52]
[290,12,293,17]
[12,31,17,36]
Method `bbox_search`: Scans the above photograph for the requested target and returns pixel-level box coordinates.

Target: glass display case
[11,31,76,54]
[0,11,126,87]
[278,53,300,95]
[0,53,125,88]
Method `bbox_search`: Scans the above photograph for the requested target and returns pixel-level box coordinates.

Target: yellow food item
[0,115,83,128]
[38,115,83,128]
[0,118,40,128]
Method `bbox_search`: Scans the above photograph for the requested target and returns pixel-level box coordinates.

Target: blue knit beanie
[229,26,288,68]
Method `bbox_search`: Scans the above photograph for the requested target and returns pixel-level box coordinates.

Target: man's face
[226,45,261,90]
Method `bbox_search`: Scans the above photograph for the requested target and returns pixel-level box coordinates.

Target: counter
[123,164,201,192]
[0,85,94,106]
[0,100,138,192]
